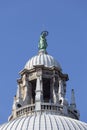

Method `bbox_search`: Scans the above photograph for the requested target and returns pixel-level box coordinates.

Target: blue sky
[0,0,87,124]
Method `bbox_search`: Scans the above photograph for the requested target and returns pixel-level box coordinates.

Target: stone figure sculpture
[38,31,48,51]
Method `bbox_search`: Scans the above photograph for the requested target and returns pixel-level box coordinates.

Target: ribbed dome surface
[25,53,61,70]
[0,114,87,130]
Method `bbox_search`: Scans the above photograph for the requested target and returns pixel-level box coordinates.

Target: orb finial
[38,31,48,52]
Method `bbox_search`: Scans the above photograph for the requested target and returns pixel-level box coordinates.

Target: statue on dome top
[38,31,48,51]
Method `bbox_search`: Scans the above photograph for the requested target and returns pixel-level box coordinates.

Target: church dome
[0,114,87,130]
[25,52,62,70]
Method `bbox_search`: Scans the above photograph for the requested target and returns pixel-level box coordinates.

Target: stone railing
[15,103,64,118]
[41,103,63,114]
[16,104,35,117]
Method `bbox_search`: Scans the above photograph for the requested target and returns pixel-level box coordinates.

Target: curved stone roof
[0,114,87,130]
[25,52,62,70]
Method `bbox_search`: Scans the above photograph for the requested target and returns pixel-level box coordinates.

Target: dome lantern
[8,31,80,122]
[1,31,87,130]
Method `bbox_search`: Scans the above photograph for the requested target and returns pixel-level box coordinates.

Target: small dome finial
[38,31,48,52]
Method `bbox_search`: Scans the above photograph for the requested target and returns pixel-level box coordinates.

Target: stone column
[16,83,23,106]
[23,81,32,105]
[16,84,21,101]
[58,78,64,100]
[63,81,66,98]
[50,76,58,104]
[22,74,32,105]
[58,78,68,115]
[35,71,43,112]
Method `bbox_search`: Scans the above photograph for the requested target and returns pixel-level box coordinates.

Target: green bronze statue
[38,31,48,51]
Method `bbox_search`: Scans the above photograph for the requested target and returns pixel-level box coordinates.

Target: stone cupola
[8,31,80,121]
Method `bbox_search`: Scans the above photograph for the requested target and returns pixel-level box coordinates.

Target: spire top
[70,89,76,108]
[38,31,48,53]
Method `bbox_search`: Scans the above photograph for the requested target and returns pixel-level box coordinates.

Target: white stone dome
[0,114,87,130]
[25,52,62,70]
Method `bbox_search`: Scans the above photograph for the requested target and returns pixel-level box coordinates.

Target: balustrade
[16,103,63,118]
